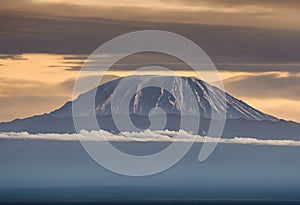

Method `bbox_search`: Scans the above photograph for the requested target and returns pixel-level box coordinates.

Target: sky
[0,0,300,122]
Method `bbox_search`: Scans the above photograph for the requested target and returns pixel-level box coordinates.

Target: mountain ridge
[1,75,300,140]
[49,75,278,122]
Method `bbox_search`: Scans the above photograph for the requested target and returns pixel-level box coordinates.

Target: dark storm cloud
[63,53,300,73]
[2,0,299,30]
[65,52,192,71]
[1,0,300,73]
[168,0,300,7]
[224,74,300,100]
[0,55,27,60]
[215,64,300,73]
[63,55,88,60]
[62,61,85,66]
[1,12,300,73]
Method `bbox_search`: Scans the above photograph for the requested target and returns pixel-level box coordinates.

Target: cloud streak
[1,2,300,71]
[224,73,300,100]
[2,15,300,71]
[1,129,300,147]
[1,0,300,30]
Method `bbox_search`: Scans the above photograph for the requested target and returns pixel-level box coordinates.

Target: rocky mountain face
[2,76,300,140]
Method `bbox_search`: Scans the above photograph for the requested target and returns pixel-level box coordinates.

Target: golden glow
[245,98,300,122]
[0,53,299,122]
[0,54,78,86]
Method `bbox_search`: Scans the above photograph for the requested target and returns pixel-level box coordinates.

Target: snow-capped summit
[50,75,278,122]
[3,75,300,139]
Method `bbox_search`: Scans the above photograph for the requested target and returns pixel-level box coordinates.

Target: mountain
[50,76,277,121]
[0,76,300,140]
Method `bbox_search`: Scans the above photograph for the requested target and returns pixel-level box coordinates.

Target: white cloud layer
[0,129,300,147]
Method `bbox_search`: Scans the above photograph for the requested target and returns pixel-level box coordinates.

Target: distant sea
[1,139,300,203]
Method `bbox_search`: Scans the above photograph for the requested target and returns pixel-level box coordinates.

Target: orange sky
[1,53,299,122]
[0,0,300,122]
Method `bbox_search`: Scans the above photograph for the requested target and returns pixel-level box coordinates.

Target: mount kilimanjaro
[0,76,299,140]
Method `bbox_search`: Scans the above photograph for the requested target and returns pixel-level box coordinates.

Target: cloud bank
[224,73,300,100]
[1,129,300,147]
[1,3,300,69]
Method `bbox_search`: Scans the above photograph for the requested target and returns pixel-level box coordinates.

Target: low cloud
[1,129,300,147]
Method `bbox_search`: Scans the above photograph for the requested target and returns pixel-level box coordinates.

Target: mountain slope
[1,75,300,140]
[49,76,277,121]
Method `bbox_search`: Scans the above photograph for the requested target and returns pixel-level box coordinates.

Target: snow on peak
[51,75,278,122]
